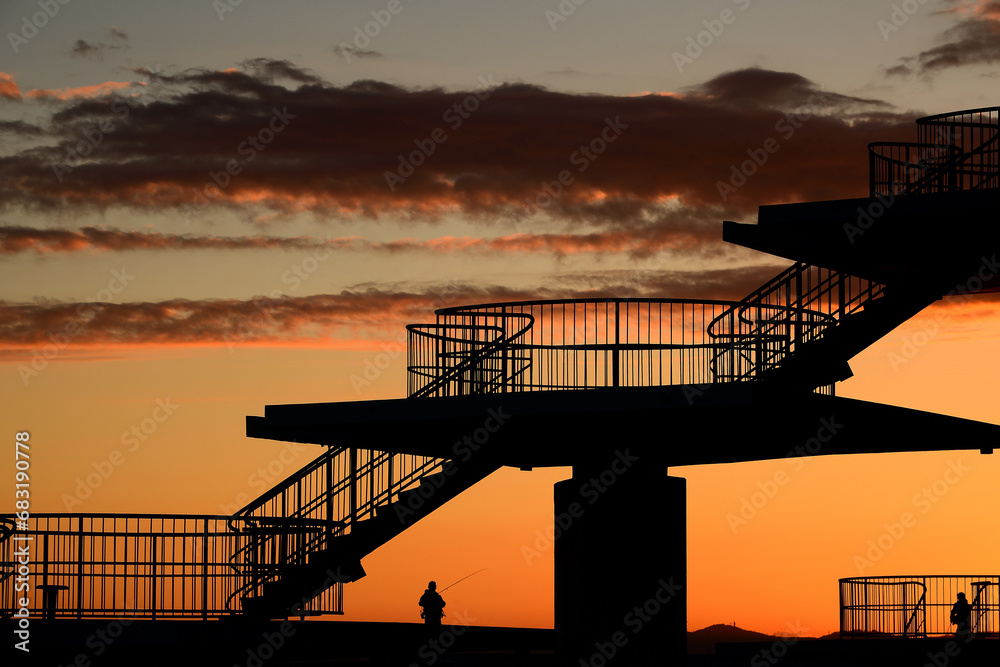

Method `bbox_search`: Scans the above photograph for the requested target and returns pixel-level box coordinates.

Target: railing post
[150,533,157,620]
[202,519,209,620]
[869,146,876,197]
[794,267,803,350]
[41,528,48,590]
[369,450,376,514]
[326,449,334,545]
[76,516,84,620]
[387,452,394,505]
[349,448,358,525]
[838,273,846,318]
[948,122,958,191]
[902,586,907,637]
[863,582,868,637]
[839,580,845,636]
[613,301,620,387]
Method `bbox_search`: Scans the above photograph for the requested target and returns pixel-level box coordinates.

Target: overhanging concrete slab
[725,190,1000,286]
[247,385,998,468]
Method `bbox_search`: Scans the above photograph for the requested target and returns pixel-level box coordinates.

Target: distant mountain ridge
[688,623,833,655]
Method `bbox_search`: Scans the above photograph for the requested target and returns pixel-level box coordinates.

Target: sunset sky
[3,0,1000,637]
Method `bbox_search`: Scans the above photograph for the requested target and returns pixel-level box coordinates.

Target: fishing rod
[420,569,487,621]
[439,568,487,593]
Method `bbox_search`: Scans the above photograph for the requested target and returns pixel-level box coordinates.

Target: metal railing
[0,514,311,620]
[708,262,885,384]
[840,575,1000,638]
[406,276,889,398]
[870,106,999,197]
[228,445,447,613]
[0,447,460,621]
[407,298,748,397]
[407,310,534,398]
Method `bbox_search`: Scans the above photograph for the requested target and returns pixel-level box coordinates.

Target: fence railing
[840,575,1000,638]
[406,286,890,398]
[870,106,999,197]
[228,445,446,611]
[0,513,341,620]
[407,298,748,397]
[708,263,885,384]
[1,447,457,621]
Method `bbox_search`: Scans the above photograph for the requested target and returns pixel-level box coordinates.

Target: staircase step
[306,551,366,582]
[418,472,450,489]
[375,500,410,521]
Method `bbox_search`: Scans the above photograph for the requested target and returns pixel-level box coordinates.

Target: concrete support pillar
[554,461,686,666]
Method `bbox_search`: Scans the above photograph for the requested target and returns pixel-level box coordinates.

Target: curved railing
[407,308,534,398]
[408,298,753,397]
[707,263,835,383]
[406,276,886,396]
[841,575,1000,638]
[708,263,885,384]
[870,106,999,197]
[869,142,962,198]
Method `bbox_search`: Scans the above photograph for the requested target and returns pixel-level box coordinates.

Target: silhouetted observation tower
[3,106,1000,665]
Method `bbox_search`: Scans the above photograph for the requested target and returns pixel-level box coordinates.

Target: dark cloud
[70,40,104,59]
[5,268,993,359]
[0,267,792,353]
[891,0,1000,75]
[0,120,44,136]
[545,68,588,76]
[684,68,890,115]
[0,63,909,230]
[107,27,129,43]
[69,27,130,60]
[331,45,383,61]
[0,206,730,258]
[0,226,337,254]
[239,58,324,85]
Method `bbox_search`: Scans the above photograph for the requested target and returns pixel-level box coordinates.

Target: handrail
[917,105,1000,128]
[707,262,884,385]
[407,309,534,398]
[226,444,448,614]
[840,575,1000,638]
[407,298,751,396]
[405,293,889,395]
[970,581,998,635]
[0,513,284,620]
[870,106,999,197]
[905,586,927,637]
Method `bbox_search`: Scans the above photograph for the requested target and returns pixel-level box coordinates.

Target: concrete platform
[0,618,555,666]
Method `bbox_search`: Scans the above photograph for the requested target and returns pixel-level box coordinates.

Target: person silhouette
[950,592,972,638]
[419,580,446,628]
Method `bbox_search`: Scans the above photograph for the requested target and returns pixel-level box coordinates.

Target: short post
[38,584,69,620]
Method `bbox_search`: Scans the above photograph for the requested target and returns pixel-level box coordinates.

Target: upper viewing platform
[407,107,1000,400]
[869,106,998,198]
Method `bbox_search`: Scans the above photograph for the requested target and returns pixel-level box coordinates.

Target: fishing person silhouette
[951,592,972,638]
[417,570,486,628]
[419,581,446,627]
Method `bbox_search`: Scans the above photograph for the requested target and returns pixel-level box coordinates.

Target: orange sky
[3,0,1000,639]
[5,301,1000,637]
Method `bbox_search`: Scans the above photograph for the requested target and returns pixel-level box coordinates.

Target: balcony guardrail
[407,298,744,398]
[0,514,324,620]
[840,575,1000,638]
[870,106,999,197]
